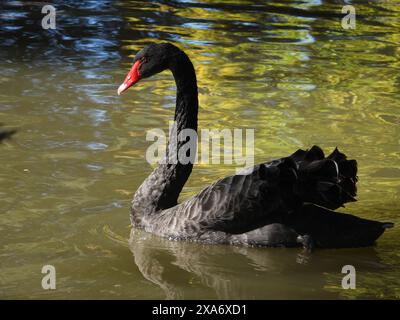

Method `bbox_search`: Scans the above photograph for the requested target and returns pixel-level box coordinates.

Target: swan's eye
[140,56,148,63]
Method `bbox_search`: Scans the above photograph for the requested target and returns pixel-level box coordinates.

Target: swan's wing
[146,146,358,238]
[145,157,299,238]
[182,146,358,235]
[188,159,300,234]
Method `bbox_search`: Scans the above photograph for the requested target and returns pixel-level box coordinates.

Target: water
[0,0,399,299]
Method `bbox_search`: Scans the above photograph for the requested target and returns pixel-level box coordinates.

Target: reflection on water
[0,0,399,299]
[129,229,392,299]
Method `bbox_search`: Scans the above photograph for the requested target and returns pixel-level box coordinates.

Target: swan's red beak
[117,60,141,95]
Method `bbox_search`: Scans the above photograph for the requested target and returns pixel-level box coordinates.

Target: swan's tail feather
[290,146,358,210]
[327,147,358,197]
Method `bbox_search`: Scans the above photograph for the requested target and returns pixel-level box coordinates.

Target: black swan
[118,43,393,250]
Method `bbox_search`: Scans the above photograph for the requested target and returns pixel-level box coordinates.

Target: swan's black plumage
[119,43,393,249]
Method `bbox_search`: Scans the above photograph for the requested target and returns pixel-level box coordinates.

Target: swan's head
[117,43,180,95]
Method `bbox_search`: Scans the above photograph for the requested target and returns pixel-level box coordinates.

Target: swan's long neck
[131,51,198,218]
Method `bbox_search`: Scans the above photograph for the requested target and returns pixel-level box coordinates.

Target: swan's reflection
[128,228,387,299]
